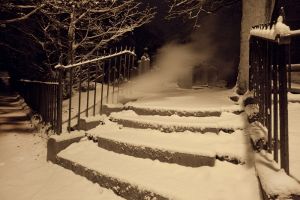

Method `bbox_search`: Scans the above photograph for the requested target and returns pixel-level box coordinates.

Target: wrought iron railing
[249,21,300,174]
[15,79,61,132]
[15,46,137,134]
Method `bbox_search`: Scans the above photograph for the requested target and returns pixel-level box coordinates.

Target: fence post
[278,39,290,174]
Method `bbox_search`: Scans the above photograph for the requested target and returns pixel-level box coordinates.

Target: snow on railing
[19,79,59,85]
[55,49,136,69]
[249,19,294,174]
[55,46,137,134]
[250,16,291,40]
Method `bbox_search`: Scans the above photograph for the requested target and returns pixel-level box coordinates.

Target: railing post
[86,65,90,117]
[278,40,289,174]
[68,68,73,133]
[107,49,111,103]
[57,68,63,134]
[100,56,104,115]
[77,65,82,126]
[113,47,118,103]
[266,41,272,153]
[93,63,97,116]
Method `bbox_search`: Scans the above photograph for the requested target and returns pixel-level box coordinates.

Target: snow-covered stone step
[88,122,252,166]
[57,140,262,200]
[110,110,246,133]
[125,104,243,117]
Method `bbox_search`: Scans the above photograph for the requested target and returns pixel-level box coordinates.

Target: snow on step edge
[125,104,243,117]
[109,110,246,133]
[88,122,253,165]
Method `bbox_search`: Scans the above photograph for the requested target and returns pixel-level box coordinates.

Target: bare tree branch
[167,0,240,26]
[0,3,45,24]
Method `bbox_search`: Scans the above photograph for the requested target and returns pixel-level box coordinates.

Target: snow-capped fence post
[248,14,298,174]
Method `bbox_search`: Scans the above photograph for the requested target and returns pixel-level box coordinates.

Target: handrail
[55,49,136,69]
[19,79,59,85]
[250,16,300,41]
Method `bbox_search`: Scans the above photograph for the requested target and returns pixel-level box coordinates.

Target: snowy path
[0,86,124,200]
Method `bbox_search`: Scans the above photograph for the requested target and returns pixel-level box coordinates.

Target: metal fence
[15,79,61,132]
[249,25,300,174]
[15,46,137,134]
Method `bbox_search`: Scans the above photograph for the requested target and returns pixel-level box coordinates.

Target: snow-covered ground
[0,133,124,200]
[289,103,300,181]
[2,79,299,199]
[0,87,123,200]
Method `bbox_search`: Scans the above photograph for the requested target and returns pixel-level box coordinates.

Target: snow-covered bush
[80,82,96,92]
[243,95,268,152]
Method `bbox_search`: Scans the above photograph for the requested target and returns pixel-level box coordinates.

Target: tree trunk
[237,0,275,94]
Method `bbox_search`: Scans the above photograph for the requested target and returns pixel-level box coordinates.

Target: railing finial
[279,6,286,22]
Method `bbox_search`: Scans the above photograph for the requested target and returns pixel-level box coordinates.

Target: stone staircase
[53,102,263,200]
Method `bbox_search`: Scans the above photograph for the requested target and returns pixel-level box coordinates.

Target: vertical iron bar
[117,46,122,102]
[100,57,104,115]
[124,46,128,81]
[93,64,97,116]
[77,65,82,127]
[278,43,289,174]
[273,44,279,162]
[49,84,53,127]
[46,84,49,123]
[266,41,272,153]
[113,47,118,103]
[106,50,111,103]
[54,79,57,132]
[288,44,292,90]
[68,68,73,133]
[86,66,90,117]
[57,68,63,134]
[127,47,131,80]
[122,47,126,83]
